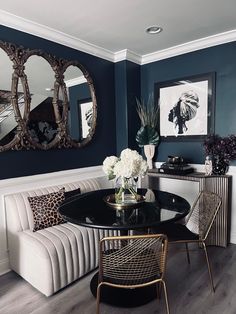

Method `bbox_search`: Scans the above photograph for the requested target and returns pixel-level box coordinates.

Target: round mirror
[24,54,59,149]
[0,44,23,150]
[63,63,97,147]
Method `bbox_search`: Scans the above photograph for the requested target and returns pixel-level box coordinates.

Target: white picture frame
[155,72,215,140]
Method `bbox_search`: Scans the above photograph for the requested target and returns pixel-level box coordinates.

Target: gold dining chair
[96,233,169,314]
[155,191,222,292]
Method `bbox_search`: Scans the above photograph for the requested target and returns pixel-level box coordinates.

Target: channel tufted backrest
[5,178,101,233]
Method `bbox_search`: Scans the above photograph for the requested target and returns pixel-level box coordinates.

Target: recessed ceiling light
[45,87,54,91]
[146,26,163,34]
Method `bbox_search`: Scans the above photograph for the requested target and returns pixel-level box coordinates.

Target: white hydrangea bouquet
[102,148,148,203]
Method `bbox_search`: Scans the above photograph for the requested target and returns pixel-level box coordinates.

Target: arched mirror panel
[0,44,24,151]
[24,54,59,149]
[63,63,97,147]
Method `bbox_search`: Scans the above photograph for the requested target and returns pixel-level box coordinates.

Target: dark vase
[212,157,229,175]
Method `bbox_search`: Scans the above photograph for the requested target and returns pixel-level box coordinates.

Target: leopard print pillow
[28,189,66,232]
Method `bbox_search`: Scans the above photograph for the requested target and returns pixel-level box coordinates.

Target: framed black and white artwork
[155,72,215,140]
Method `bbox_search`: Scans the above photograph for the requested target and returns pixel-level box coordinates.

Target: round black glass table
[59,188,190,308]
[59,188,190,231]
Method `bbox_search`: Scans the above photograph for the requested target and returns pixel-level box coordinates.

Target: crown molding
[141,29,236,65]
[114,49,142,64]
[113,50,127,62]
[0,10,236,65]
[0,9,115,62]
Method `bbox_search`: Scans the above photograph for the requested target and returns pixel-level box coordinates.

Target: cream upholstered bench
[5,178,117,296]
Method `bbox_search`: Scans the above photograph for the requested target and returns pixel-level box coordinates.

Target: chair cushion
[64,187,81,200]
[28,190,66,232]
[154,223,199,241]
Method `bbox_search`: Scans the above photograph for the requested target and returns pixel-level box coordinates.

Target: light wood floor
[0,243,236,314]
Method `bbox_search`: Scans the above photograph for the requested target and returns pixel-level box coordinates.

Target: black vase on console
[212,156,229,175]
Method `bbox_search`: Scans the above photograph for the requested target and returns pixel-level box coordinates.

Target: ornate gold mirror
[0,40,97,151]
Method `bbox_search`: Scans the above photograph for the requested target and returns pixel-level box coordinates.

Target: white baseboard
[230,232,236,245]
[0,258,10,276]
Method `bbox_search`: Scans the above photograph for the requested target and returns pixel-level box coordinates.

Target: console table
[146,170,232,247]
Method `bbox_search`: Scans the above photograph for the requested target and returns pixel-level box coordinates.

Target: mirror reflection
[24,55,57,147]
[0,48,18,147]
[64,65,94,142]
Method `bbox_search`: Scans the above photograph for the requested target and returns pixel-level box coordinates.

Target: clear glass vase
[115,176,138,204]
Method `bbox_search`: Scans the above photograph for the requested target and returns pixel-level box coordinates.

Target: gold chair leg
[96,283,102,314]
[161,280,170,314]
[185,242,190,264]
[202,242,215,293]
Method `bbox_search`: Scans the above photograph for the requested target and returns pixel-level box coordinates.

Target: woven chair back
[99,234,168,287]
[185,191,222,240]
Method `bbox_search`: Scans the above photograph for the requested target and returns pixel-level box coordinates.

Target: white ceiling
[1,0,236,64]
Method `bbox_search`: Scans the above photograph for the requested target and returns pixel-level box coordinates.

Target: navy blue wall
[115,61,128,154]
[126,61,141,151]
[115,61,140,155]
[141,42,236,164]
[0,25,116,179]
